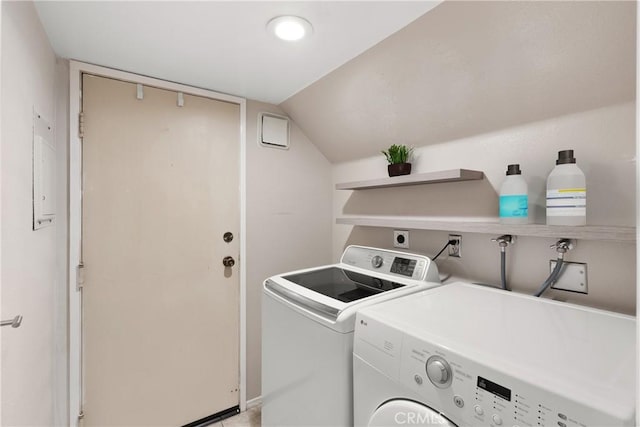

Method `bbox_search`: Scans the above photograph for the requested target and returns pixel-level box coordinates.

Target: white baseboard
[246,396,262,410]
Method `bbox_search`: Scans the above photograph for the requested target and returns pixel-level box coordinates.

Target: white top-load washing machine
[262,245,442,427]
[354,282,636,427]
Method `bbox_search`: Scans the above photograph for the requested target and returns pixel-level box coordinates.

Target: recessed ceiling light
[267,16,313,41]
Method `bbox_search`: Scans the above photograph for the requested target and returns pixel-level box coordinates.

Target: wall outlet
[448,234,461,258]
[550,261,588,294]
[393,230,409,248]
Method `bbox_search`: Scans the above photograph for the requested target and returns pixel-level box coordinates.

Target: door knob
[222,256,235,268]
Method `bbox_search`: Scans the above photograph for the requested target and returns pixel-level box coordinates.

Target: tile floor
[209,406,261,427]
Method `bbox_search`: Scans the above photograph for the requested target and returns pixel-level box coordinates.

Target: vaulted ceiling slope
[280,1,636,163]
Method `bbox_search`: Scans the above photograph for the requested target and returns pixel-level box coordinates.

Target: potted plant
[382,144,413,177]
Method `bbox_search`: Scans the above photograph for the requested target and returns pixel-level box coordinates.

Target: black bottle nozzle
[506,164,521,175]
[556,150,576,165]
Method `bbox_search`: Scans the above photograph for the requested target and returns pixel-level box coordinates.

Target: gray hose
[534,257,564,297]
[500,250,508,291]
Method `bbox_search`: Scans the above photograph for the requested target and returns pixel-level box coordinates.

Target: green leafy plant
[381,144,413,164]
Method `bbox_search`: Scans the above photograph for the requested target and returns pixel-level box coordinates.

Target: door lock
[223,232,233,243]
[222,256,235,268]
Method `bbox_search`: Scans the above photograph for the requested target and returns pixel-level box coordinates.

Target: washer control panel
[397,333,620,427]
[340,245,438,282]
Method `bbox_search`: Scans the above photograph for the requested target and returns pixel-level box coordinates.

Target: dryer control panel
[398,333,607,427]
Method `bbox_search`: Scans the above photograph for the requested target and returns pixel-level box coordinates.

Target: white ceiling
[34,1,440,104]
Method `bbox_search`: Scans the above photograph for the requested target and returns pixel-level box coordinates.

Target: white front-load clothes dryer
[354,282,636,427]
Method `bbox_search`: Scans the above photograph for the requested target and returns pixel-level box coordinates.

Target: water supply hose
[534,255,564,297]
[500,250,507,291]
[491,235,513,291]
[534,239,573,297]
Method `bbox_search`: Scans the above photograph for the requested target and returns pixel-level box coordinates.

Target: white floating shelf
[335,169,484,190]
[336,216,636,243]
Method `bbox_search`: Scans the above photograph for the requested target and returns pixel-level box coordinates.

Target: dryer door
[368,399,457,427]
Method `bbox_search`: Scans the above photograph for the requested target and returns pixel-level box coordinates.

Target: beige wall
[281,1,635,163]
[245,100,332,401]
[278,1,636,316]
[1,2,68,425]
[334,102,636,315]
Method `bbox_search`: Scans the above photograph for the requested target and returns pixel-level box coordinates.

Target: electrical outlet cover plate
[550,261,588,294]
[393,230,409,248]
[448,234,461,258]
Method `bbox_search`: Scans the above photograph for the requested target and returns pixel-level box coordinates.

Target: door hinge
[78,112,85,138]
[76,263,85,291]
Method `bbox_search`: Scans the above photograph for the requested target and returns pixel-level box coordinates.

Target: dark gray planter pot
[388,163,412,177]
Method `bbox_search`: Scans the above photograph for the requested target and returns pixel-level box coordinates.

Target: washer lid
[282,267,406,302]
[368,400,457,427]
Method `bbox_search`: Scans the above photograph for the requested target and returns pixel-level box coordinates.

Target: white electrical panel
[260,112,289,149]
[33,111,55,230]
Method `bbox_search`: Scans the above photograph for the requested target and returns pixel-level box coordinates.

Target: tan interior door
[81,74,240,426]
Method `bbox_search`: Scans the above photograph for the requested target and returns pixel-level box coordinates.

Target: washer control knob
[371,255,384,268]
[425,356,452,388]
[492,414,503,425]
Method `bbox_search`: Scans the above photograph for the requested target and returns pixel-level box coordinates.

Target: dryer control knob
[371,255,384,268]
[426,356,452,388]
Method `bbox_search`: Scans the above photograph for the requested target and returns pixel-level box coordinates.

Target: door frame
[68,61,247,427]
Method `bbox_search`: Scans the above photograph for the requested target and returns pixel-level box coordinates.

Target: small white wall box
[259,112,289,149]
[33,111,55,230]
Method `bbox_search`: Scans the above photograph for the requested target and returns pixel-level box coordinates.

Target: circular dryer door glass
[368,399,457,427]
